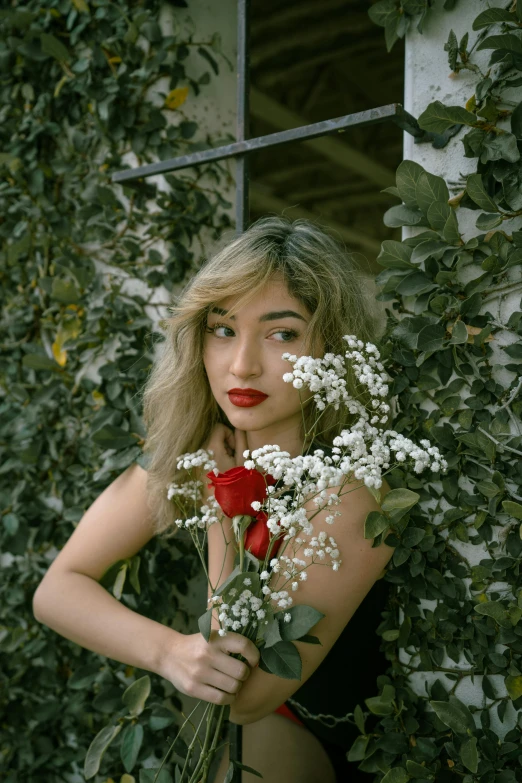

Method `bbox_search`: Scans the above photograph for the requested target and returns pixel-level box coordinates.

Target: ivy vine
[352,3,522,781]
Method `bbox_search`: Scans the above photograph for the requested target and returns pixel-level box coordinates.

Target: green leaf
[402,527,425,548]
[113,561,128,599]
[476,33,522,55]
[396,271,436,296]
[466,172,501,212]
[383,205,423,227]
[92,425,138,450]
[505,674,522,700]
[381,769,409,783]
[442,209,460,244]
[416,324,446,352]
[149,706,177,731]
[347,734,370,761]
[122,676,151,717]
[277,605,325,642]
[395,159,426,208]
[120,723,143,773]
[364,511,389,539]
[84,723,122,779]
[297,634,321,644]
[460,736,478,772]
[427,201,450,231]
[430,697,475,735]
[368,0,397,28]
[198,608,212,642]
[22,353,62,371]
[416,171,450,214]
[50,278,81,304]
[40,32,70,62]
[449,320,468,344]
[411,239,449,264]
[472,8,517,29]
[376,240,415,269]
[67,663,101,690]
[260,641,302,679]
[503,500,522,520]
[476,213,503,230]
[474,601,508,623]
[262,615,283,648]
[418,100,478,134]
[381,488,420,513]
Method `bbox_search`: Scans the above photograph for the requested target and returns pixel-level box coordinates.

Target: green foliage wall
[0,1,231,780]
[351,3,522,782]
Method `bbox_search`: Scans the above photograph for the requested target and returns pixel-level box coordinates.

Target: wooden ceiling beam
[252,0,355,36]
[250,88,396,188]
[261,161,332,184]
[255,37,385,88]
[251,16,372,69]
[249,184,382,257]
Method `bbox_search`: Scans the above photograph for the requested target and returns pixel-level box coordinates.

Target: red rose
[205,466,281,560]
[205,466,276,519]
[244,511,283,561]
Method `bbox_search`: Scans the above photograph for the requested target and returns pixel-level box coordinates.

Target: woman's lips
[227,392,268,408]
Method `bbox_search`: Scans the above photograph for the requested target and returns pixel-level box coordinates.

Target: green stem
[187,703,219,783]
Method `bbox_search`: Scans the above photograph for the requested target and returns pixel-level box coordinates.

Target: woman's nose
[229,336,262,379]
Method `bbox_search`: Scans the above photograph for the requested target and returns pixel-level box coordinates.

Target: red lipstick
[227,388,268,408]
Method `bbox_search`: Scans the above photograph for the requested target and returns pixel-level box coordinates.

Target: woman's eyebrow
[210,306,306,322]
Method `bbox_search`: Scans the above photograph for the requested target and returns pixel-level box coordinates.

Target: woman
[33,215,395,782]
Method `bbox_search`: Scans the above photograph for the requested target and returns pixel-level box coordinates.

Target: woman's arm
[32,463,176,674]
[225,476,396,725]
[33,461,258,704]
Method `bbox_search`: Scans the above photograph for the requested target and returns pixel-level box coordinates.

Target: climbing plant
[0,1,232,781]
[352,2,522,781]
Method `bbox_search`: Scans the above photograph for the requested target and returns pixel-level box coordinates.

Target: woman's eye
[205,323,297,342]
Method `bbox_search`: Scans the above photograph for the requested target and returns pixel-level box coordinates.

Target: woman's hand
[199,424,248,503]
[162,628,260,706]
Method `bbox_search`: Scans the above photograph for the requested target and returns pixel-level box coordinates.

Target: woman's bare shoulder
[40,462,158,584]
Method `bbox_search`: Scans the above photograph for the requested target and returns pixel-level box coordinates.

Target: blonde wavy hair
[141,215,386,537]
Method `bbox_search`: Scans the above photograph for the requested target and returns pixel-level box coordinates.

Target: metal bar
[229,0,249,779]
[235,0,250,235]
[111,103,414,184]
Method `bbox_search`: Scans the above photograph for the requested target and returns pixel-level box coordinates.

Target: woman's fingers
[205,668,244,695]
[214,651,251,682]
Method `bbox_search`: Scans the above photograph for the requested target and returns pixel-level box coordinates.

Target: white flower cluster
[209,579,267,635]
[331,425,447,488]
[281,335,391,423]
[166,485,221,530]
[176,447,217,472]
[270,530,341,579]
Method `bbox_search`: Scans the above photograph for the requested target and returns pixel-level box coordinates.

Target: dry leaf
[165,86,189,110]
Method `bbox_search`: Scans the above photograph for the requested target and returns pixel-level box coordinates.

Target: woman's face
[203,276,323,454]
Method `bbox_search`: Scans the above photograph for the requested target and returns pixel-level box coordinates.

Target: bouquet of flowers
[158,335,447,782]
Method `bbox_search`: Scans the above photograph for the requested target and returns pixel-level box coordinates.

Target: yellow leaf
[108,56,122,64]
[72,0,89,12]
[465,95,476,113]
[52,340,67,367]
[165,86,189,110]
[476,593,488,603]
[447,321,493,343]
[92,390,105,404]
[506,675,522,700]
[120,775,136,783]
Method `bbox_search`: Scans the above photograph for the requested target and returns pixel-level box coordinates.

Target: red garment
[274,702,304,727]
